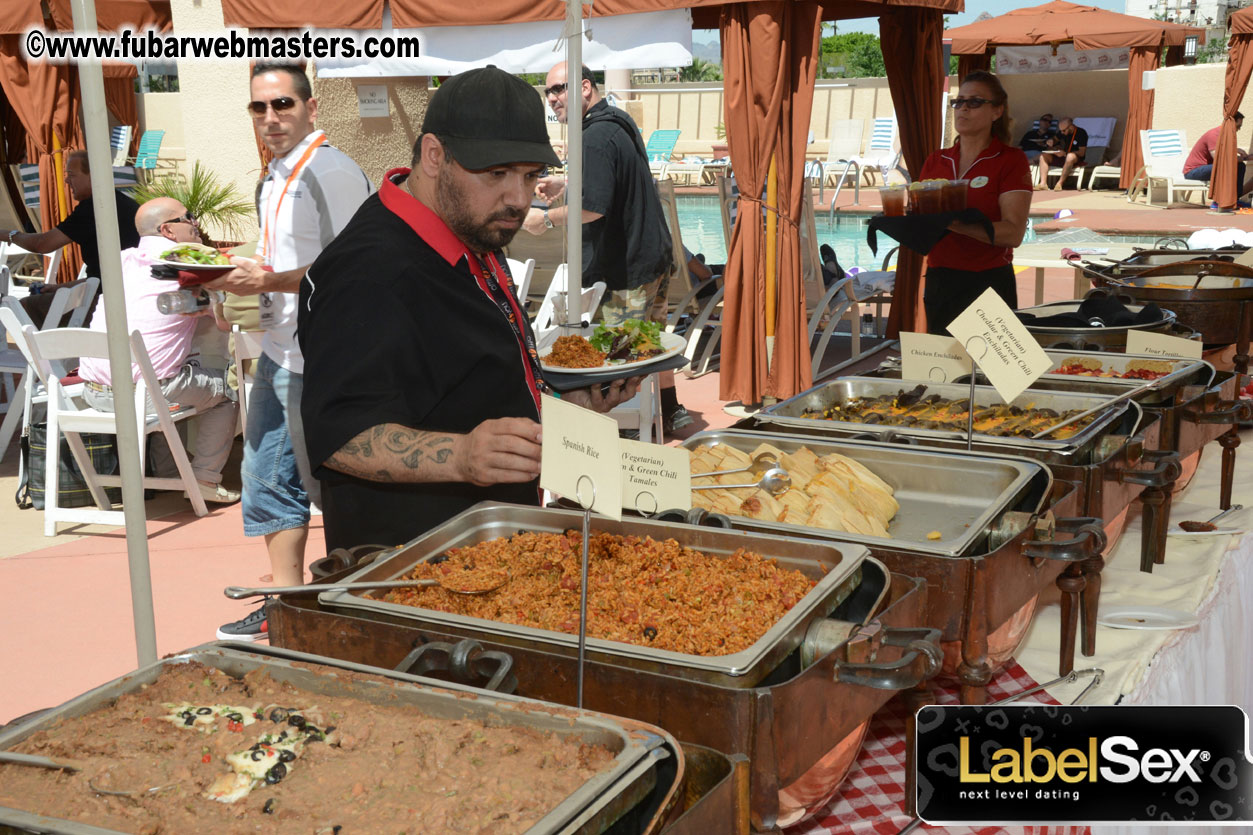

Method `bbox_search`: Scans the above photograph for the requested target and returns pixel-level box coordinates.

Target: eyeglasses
[160,211,197,227]
[949,97,999,110]
[246,96,300,116]
[543,82,568,98]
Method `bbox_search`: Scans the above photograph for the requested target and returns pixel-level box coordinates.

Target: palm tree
[679,57,723,82]
[131,162,254,245]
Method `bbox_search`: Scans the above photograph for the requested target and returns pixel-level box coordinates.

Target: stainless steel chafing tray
[321,503,871,688]
[678,431,1048,558]
[761,377,1130,452]
[0,644,673,835]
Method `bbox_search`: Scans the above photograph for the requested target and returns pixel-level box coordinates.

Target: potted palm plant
[712,122,729,158]
[130,162,254,248]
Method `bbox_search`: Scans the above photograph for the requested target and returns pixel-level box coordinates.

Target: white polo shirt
[257,129,373,373]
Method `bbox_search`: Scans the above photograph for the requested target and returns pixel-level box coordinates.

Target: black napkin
[1016,295,1166,327]
[866,208,994,257]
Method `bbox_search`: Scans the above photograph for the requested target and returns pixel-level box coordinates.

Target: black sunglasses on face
[950,97,998,110]
[544,82,568,98]
[160,211,197,226]
[246,96,300,116]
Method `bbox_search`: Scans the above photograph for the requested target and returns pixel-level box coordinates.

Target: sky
[693,0,1131,40]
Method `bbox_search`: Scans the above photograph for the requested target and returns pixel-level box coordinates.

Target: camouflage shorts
[599,272,670,326]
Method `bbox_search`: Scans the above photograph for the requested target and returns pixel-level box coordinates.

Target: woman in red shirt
[919,71,1033,334]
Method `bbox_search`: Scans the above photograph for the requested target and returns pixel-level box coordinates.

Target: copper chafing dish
[1081,260,1253,376]
[674,431,1104,700]
[1015,300,1193,351]
[265,505,940,831]
[1086,248,1246,277]
[0,643,684,835]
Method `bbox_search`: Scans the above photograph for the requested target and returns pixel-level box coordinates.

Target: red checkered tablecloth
[792,661,1091,835]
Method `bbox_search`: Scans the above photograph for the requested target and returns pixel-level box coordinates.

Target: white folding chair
[851,117,904,186]
[1131,129,1210,208]
[817,119,864,201]
[532,264,606,335]
[23,325,209,535]
[230,325,265,435]
[505,257,536,307]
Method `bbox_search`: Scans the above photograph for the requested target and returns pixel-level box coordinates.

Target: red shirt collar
[379,166,474,269]
[941,136,1008,164]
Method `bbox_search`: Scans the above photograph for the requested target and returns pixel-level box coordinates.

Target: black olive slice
[265,763,287,784]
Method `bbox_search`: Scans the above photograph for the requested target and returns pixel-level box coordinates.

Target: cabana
[1213,6,1253,212]
[945,0,1204,192]
[222,0,958,402]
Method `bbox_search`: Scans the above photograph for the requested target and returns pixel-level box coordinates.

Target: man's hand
[536,176,567,203]
[452,417,542,487]
[560,376,643,413]
[204,257,270,295]
[522,208,550,236]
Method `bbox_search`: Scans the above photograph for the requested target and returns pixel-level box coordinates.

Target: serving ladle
[0,754,176,798]
[225,571,509,600]
[691,467,792,496]
[692,452,780,479]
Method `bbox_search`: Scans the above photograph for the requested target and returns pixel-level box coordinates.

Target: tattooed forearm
[325,424,459,483]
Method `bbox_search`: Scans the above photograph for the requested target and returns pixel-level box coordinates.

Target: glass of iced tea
[917,180,946,214]
[908,181,926,214]
[879,185,907,217]
[942,179,969,212]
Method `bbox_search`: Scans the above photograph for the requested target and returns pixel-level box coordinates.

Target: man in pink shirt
[77,197,240,504]
[1184,112,1253,201]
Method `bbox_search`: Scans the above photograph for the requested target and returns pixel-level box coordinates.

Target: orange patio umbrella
[946,0,1204,191]
[1212,7,1253,212]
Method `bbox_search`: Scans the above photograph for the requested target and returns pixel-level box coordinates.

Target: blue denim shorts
[241,353,319,536]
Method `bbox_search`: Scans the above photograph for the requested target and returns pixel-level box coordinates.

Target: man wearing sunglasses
[1037,117,1087,191]
[210,63,373,643]
[522,62,692,435]
[77,198,239,504]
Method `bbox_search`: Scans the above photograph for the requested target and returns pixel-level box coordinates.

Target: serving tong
[225,571,509,600]
[0,753,177,798]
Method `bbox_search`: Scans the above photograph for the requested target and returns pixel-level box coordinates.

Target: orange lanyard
[259,133,327,261]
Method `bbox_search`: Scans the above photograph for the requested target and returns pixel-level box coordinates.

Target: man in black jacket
[523,62,693,434]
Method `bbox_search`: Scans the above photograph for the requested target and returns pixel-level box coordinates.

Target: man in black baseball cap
[297,65,637,552]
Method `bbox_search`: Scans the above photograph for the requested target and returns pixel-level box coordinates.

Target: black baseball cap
[422,66,561,170]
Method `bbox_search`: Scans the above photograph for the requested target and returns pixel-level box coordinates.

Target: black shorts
[923,264,1018,335]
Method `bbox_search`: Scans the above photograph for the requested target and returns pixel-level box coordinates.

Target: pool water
[674,195,1165,271]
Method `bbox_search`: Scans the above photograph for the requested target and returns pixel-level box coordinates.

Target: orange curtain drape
[1212,34,1253,210]
[0,35,84,283]
[957,52,991,79]
[1120,45,1159,190]
[882,7,945,336]
[717,1,821,405]
[103,66,139,157]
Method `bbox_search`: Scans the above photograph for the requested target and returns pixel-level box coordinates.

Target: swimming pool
[674,195,1168,270]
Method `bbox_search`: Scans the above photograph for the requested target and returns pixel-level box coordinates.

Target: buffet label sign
[541,394,623,520]
[947,289,1051,402]
[1126,330,1204,360]
[900,332,974,383]
[620,440,691,513]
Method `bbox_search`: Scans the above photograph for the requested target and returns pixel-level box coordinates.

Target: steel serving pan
[0,643,673,835]
[1017,300,1179,350]
[321,504,870,687]
[761,377,1131,453]
[678,431,1048,558]
[1094,249,1246,275]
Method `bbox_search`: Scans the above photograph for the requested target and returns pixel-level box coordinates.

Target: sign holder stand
[962,335,990,452]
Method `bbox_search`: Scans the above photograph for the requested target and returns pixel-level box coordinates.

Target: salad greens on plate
[589,319,664,364]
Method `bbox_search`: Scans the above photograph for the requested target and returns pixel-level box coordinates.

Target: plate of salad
[155,243,234,271]
[539,320,686,374]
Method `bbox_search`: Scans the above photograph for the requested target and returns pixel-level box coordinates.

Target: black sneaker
[665,405,695,433]
[216,604,268,642]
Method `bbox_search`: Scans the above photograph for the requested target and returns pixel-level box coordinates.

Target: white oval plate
[540,331,686,375]
[153,258,233,271]
[1167,525,1245,540]
[1097,605,1199,631]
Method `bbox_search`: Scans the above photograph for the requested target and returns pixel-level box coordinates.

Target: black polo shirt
[56,190,141,277]
[582,100,673,292]
[299,168,542,551]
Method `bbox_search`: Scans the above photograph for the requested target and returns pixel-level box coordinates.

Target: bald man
[76,197,241,504]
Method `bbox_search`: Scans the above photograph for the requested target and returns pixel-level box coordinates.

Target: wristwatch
[543,209,554,229]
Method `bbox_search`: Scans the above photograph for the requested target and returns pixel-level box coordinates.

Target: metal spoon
[1204,504,1243,525]
[691,452,779,478]
[692,467,792,496]
[0,751,84,772]
[87,766,178,798]
[224,572,509,600]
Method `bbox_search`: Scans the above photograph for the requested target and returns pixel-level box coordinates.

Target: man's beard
[437,165,525,254]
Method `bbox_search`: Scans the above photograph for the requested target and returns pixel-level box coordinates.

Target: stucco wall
[169,0,263,241]
[1153,62,1250,151]
[311,77,430,186]
[136,93,186,161]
